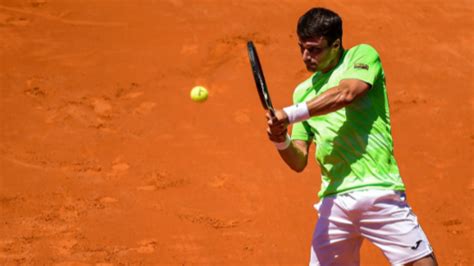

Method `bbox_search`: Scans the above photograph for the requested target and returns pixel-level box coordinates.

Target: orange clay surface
[1,1,473,265]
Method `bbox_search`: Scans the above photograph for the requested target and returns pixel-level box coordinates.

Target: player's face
[298,36,340,73]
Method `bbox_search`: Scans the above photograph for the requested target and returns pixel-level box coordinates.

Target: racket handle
[268,107,276,118]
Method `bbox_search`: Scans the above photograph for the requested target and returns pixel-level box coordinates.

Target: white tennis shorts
[309,189,433,266]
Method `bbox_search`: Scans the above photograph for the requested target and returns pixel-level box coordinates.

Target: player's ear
[332,39,341,48]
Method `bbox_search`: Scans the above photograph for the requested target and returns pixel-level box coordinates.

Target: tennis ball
[190,86,208,102]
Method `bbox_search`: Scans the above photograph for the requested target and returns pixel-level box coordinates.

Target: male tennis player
[266,7,438,266]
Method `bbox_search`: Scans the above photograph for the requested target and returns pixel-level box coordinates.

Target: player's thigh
[310,234,363,266]
[359,191,434,265]
[310,197,363,266]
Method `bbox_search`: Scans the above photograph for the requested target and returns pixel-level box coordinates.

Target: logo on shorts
[411,240,423,250]
[354,63,369,70]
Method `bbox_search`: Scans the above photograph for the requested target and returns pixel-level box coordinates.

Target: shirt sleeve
[290,121,314,141]
[339,44,382,86]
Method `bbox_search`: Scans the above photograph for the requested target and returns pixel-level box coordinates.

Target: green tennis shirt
[291,44,405,198]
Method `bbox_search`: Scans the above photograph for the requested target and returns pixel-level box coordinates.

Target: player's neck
[321,47,344,74]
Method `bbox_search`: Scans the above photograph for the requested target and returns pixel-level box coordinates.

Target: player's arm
[277,79,370,124]
[306,79,370,116]
[267,79,369,171]
[278,140,310,172]
[267,112,311,172]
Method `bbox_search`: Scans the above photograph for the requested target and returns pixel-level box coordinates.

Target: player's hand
[274,109,289,125]
[266,109,289,143]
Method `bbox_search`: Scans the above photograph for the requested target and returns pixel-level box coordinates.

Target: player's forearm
[277,141,308,172]
[282,80,370,124]
[306,85,358,116]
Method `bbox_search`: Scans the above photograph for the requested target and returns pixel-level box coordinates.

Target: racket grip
[268,107,276,118]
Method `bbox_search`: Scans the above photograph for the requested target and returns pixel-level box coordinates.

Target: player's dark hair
[297,7,343,45]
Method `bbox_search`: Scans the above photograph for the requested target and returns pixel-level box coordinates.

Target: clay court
[0,0,472,265]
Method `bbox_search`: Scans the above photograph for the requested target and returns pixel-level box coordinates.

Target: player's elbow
[292,167,305,173]
[289,162,307,173]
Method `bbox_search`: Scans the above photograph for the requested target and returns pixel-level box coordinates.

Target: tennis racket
[247,41,275,116]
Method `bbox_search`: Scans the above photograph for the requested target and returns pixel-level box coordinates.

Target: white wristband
[273,134,291,150]
[283,103,310,124]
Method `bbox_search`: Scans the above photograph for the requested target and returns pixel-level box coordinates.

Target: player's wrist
[273,134,291,150]
[283,103,310,124]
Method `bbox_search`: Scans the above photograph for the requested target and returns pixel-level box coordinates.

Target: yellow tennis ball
[190,86,208,102]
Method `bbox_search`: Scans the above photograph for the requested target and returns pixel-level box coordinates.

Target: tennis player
[266,7,438,266]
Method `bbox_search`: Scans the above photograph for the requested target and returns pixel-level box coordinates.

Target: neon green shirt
[291,44,405,198]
